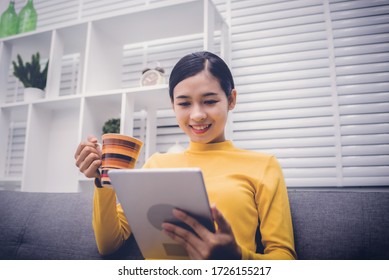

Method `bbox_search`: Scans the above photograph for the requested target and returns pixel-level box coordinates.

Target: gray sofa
[1,189,388,260]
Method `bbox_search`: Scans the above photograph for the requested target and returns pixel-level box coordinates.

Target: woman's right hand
[74,135,102,178]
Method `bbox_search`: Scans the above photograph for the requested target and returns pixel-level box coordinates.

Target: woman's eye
[204,100,218,105]
[178,102,191,107]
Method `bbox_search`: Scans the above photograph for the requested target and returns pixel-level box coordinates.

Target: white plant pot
[24,88,45,102]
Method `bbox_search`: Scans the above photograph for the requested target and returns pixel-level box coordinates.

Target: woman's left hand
[161,205,242,260]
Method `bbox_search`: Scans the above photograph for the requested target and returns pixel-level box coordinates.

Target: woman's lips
[190,124,211,134]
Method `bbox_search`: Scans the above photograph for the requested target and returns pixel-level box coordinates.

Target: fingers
[161,223,203,260]
[211,205,232,234]
[74,136,102,178]
[74,141,94,160]
[78,152,102,178]
[172,208,210,238]
[74,135,98,159]
[162,207,240,260]
[161,209,215,259]
[75,142,99,166]
[161,209,208,257]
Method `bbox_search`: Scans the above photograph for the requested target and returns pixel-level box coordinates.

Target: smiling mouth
[190,124,211,134]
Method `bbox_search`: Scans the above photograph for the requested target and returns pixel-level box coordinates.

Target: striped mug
[101,133,143,186]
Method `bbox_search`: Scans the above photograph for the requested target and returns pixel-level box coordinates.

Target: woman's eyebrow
[203,92,218,97]
[175,92,219,99]
[175,94,190,99]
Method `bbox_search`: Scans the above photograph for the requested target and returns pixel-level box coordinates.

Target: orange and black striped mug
[101,133,143,186]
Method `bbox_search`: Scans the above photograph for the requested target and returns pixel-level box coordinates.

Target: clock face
[141,70,160,86]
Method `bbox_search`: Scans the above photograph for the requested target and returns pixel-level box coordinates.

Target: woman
[74,51,297,260]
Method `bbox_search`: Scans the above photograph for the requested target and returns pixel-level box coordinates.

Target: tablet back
[108,168,214,259]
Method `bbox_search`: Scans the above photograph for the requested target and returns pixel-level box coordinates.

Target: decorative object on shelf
[140,65,165,86]
[166,141,186,154]
[0,1,19,38]
[102,118,121,134]
[12,52,49,102]
[18,0,37,34]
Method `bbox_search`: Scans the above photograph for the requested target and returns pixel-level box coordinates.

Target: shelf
[55,23,88,56]
[78,176,93,182]
[32,95,81,110]
[0,177,22,185]
[0,101,28,109]
[84,84,171,110]
[1,85,171,110]
[1,30,53,60]
[22,100,81,192]
[128,85,172,111]
[0,177,21,191]
[0,0,228,192]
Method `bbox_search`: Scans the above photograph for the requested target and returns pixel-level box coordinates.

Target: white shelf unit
[0,0,229,192]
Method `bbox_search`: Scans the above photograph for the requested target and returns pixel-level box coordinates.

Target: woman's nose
[190,105,206,121]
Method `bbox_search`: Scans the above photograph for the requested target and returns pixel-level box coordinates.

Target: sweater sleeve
[92,186,131,255]
[242,156,297,260]
[92,156,156,256]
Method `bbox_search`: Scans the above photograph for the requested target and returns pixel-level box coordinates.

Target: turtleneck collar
[187,140,235,152]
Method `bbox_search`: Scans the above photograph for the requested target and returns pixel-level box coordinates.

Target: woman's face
[172,70,236,144]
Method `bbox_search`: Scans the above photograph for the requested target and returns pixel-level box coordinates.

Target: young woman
[74,51,297,260]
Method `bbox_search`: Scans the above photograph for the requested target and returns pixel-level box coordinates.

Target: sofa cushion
[0,191,142,260]
[288,190,389,260]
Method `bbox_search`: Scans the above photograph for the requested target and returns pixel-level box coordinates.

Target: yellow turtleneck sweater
[92,141,296,259]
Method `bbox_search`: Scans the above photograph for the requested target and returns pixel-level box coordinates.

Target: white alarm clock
[140,67,165,86]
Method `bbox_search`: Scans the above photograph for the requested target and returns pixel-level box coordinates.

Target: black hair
[169,51,235,101]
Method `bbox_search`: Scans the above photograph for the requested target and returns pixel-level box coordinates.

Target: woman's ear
[228,89,237,111]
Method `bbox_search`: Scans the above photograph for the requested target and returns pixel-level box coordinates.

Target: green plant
[12,52,49,90]
[102,118,120,134]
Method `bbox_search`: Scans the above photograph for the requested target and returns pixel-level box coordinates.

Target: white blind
[231,0,338,187]
[230,0,389,187]
[59,53,80,96]
[81,0,143,19]
[6,71,23,103]
[330,0,389,186]
[5,122,26,177]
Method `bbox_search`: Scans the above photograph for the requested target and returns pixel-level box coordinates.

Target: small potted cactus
[12,52,49,101]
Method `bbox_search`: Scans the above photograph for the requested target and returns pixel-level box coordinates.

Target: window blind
[229,0,389,187]
[230,0,339,187]
[330,0,389,186]
[5,122,26,177]
[59,53,80,96]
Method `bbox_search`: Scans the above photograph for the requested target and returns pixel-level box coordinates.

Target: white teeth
[191,125,210,130]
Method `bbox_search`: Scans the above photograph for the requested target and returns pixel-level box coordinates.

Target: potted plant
[102,118,121,134]
[12,52,49,102]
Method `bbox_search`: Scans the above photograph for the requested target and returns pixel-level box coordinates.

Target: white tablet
[108,168,215,260]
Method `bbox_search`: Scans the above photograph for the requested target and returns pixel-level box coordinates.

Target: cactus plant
[12,52,49,90]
